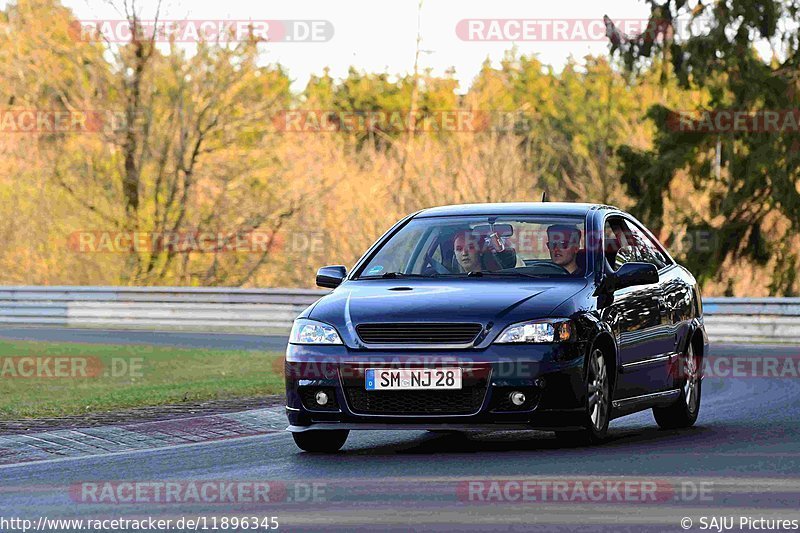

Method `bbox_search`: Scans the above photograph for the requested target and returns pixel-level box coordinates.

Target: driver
[547,224,584,276]
[454,230,482,272]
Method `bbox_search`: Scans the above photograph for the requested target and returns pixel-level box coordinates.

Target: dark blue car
[285,203,707,452]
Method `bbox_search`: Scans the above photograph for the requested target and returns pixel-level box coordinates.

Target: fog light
[315,391,329,406]
[509,391,526,406]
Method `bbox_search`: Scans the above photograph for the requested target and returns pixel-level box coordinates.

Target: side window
[604,217,632,271]
[621,220,671,270]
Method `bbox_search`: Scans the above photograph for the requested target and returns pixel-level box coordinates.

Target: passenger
[453,230,482,272]
[454,229,521,272]
[547,224,584,276]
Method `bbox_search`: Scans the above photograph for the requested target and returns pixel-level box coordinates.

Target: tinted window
[622,220,671,270]
[358,215,589,279]
[604,216,671,271]
[604,217,635,270]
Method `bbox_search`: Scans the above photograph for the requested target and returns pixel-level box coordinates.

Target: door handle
[657,295,668,315]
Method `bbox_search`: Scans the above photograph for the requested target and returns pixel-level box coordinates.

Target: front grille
[345,385,487,415]
[355,323,483,345]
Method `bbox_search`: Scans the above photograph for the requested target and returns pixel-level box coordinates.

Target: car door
[603,216,672,399]
[622,218,683,357]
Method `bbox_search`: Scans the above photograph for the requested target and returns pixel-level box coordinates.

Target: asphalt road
[1,329,799,531]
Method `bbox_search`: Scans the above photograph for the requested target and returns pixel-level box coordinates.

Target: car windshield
[357,215,589,279]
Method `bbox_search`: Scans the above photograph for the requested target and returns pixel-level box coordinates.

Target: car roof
[414,202,619,218]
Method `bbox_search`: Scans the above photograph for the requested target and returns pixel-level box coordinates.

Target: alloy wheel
[684,344,700,414]
[587,349,609,431]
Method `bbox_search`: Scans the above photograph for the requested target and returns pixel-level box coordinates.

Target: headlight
[494,319,574,344]
[290,319,343,345]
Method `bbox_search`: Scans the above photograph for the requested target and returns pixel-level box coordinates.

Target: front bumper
[284,342,587,431]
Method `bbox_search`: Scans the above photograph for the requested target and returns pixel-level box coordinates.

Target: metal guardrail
[702,297,800,316]
[0,286,326,332]
[0,287,796,342]
[702,297,800,343]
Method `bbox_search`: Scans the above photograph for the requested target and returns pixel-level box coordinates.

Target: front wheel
[555,347,610,446]
[653,343,701,429]
[291,430,349,452]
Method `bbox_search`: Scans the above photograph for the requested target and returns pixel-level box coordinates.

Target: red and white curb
[0,407,286,465]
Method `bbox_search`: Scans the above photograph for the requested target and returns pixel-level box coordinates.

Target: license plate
[365,368,462,390]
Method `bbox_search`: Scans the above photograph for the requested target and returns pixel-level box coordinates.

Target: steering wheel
[524,260,571,275]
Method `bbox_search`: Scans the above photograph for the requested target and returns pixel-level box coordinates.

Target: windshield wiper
[379,272,436,279]
[466,270,545,279]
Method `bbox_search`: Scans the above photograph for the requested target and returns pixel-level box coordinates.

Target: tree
[608,0,800,294]
[3,0,299,285]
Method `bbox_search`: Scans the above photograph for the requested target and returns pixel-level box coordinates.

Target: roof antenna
[541,191,549,202]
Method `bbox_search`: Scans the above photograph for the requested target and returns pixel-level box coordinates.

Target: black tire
[291,430,349,452]
[653,342,701,429]
[555,347,611,446]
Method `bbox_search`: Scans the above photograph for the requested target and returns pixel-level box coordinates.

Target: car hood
[306,278,588,348]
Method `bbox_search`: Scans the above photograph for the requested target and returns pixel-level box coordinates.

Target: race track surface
[1,328,798,531]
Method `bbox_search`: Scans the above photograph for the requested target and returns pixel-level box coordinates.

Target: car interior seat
[575,249,587,272]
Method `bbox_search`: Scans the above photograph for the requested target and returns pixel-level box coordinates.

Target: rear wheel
[291,430,349,452]
[653,343,701,429]
[555,348,610,446]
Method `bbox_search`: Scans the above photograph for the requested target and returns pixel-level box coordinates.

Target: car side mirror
[614,262,659,290]
[316,265,347,289]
